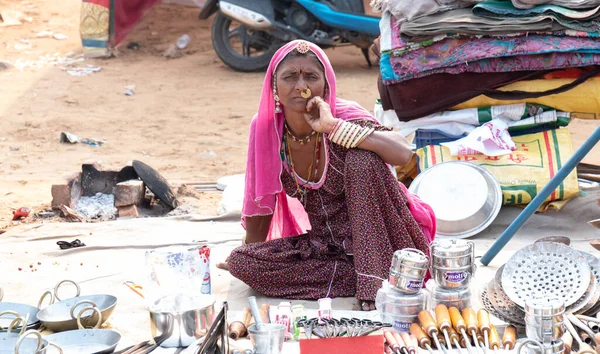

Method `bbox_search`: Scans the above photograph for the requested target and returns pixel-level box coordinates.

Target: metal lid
[391,249,429,270]
[432,239,472,257]
[525,297,565,317]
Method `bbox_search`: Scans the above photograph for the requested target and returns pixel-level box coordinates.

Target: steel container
[376,282,426,318]
[431,239,474,268]
[432,264,476,289]
[428,284,472,311]
[520,340,565,354]
[525,297,565,344]
[390,248,429,277]
[148,294,215,348]
[389,270,425,294]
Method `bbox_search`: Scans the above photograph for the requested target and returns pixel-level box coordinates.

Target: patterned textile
[384,14,599,56]
[381,35,600,84]
[80,0,110,57]
[473,1,600,33]
[79,0,161,57]
[228,120,429,301]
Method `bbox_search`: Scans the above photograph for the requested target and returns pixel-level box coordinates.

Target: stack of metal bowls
[389,248,429,294]
[425,239,476,311]
[377,248,429,332]
[430,239,476,289]
[375,281,427,333]
[518,297,566,354]
[525,297,565,345]
[427,281,472,310]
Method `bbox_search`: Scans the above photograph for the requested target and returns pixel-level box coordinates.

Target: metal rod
[460,329,475,354]
[425,344,436,354]
[432,333,449,354]
[481,125,600,265]
[471,330,484,354]
[484,334,490,353]
[453,338,467,354]
[443,330,454,354]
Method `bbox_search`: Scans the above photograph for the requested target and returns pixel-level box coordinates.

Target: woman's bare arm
[244,214,273,243]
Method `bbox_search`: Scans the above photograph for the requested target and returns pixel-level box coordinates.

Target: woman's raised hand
[303,96,339,134]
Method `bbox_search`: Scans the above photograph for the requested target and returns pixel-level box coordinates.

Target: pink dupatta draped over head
[242,40,377,240]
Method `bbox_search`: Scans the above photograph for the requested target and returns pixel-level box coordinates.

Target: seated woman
[224,40,435,311]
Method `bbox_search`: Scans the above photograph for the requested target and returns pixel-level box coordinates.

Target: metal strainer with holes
[487,279,526,325]
[479,286,526,333]
[501,242,591,308]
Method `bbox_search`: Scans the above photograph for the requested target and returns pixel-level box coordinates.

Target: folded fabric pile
[370,0,598,207]
[372,0,600,120]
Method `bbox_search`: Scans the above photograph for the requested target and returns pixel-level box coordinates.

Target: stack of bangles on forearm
[328,120,375,148]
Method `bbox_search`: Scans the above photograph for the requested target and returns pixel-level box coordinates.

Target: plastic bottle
[176,34,190,49]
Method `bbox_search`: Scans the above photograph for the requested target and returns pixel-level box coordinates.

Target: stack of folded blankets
[372,0,600,121]
[371,0,600,208]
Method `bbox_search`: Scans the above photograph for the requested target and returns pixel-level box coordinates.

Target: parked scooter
[200,0,380,72]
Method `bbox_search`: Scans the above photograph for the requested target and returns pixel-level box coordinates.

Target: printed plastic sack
[145,245,211,301]
[416,128,579,210]
[454,78,600,120]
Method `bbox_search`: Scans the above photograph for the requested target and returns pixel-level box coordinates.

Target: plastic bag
[145,245,211,301]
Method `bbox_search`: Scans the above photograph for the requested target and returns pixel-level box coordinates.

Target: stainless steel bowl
[389,270,425,294]
[408,161,503,238]
[148,294,215,348]
[428,284,472,311]
[432,264,476,289]
[376,284,426,317]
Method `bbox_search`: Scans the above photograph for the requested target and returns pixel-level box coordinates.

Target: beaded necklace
[281,131,322,206]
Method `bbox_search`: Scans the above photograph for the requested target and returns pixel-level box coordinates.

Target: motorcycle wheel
[211,12,282,72]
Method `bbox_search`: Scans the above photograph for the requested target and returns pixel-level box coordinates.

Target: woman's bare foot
[360,300,376,311]
[216,262,230,271]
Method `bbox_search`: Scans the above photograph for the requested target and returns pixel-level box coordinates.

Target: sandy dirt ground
[0,0,380,227]
[1,0,599,230]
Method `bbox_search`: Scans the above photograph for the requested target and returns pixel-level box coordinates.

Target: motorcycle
[199,0,380,72]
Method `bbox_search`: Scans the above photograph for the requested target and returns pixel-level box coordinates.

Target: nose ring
[300,88,312,99]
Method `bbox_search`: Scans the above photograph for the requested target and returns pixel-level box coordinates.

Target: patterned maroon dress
[228,120,428,301]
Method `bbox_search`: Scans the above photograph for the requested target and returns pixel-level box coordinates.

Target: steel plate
[408,161,502,239]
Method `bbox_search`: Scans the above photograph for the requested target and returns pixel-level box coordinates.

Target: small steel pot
[430,239,474,268]
[429,285,472,311]
[525,297,565,344]
[389,270,425,294]
[390,249,429,277]
[432,264,476,289]
[518,339,565,354]
[376,284,425,317]
[148,295,215,348]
